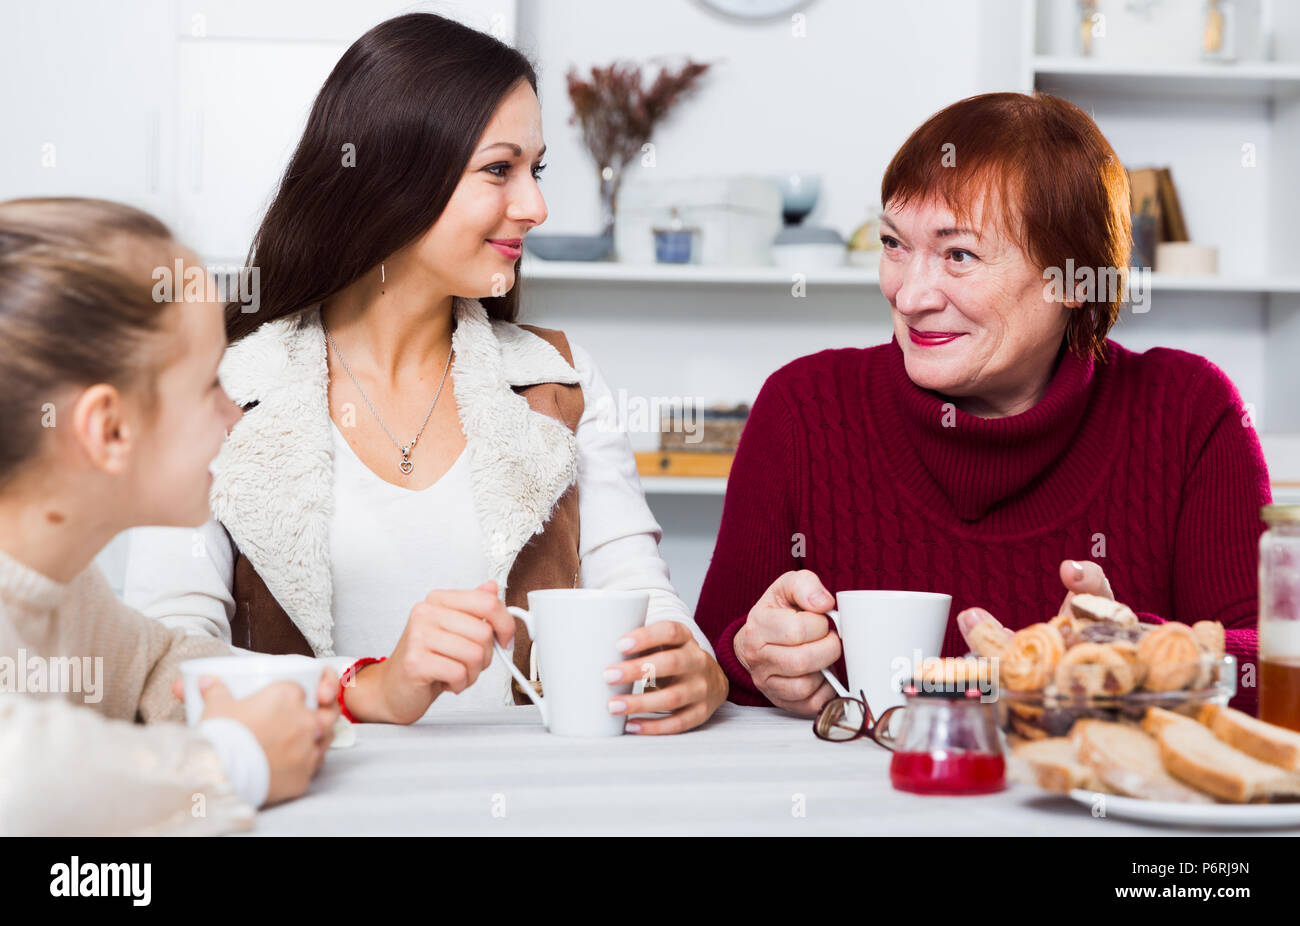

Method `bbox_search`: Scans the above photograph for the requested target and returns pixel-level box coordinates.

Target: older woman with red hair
[695,91,1268,717]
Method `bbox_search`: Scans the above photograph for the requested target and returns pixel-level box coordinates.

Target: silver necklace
[321,318,453,476]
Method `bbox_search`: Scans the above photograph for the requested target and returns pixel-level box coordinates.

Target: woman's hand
[956,559,1115,652]
[603,621,728,734]
[732,570,843,717]
[346,580,516,724]
[174,669,339,806]
[1055,558,1114,617]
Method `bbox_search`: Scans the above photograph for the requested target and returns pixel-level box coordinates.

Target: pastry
[1192,620,1225,659]
[1054,642,1138,697]
[1000,623,1066,692]
[1048,613,1086,647]
[1008,711,1050,741]
[1108,639,1147,689]
[966,618,1013,659]
[1069,593,1139,628]
[1136,622,1203,692]
[1077,620,1147,646]
[915,656,988,686]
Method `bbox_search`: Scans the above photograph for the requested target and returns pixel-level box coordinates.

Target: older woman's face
[878,196,1071,417]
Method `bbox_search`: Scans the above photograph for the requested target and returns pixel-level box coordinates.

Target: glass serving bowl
[995,654,1237,742]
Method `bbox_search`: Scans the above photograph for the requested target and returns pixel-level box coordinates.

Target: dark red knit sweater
[696,334,1269,716]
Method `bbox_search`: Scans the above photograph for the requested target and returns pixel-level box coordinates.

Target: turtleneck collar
[0,544,68,615]
[880,334,1099,522]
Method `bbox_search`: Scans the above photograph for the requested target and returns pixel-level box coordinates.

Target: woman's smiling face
[878,195,1073,418]
[410,78,548,298]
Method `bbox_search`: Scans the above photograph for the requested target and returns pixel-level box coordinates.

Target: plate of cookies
[964,593,1236,742]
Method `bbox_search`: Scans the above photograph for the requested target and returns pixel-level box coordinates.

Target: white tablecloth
[251,702,1290,835]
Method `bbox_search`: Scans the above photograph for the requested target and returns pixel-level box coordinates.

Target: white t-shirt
[328,419,511,710]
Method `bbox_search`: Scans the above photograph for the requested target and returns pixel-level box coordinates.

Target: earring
[380,262,385,294]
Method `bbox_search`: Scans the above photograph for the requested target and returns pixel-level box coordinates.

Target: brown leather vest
[227,324,584,706]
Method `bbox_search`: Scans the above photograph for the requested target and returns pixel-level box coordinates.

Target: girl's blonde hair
[0,197,179,489]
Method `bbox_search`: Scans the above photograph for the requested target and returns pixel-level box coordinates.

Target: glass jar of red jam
[871,680,1006,795]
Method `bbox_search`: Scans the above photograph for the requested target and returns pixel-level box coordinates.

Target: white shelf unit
[639,477,728,496]
[524,258,1300,295]
[522,258,881,286]
[1020,0,1300,436]
[1031,55,1300,101]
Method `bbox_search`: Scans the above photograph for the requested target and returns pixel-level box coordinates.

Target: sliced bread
[1149,712,1300,803]
[1071,719,1214,803]
[1010,737,1111,794]
[1198,703,1300,771]
[1140,705,1205,737]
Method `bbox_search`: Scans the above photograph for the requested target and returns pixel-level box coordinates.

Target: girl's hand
[347,580,516,724]
[603,621,728,735]
[174,671,338,806]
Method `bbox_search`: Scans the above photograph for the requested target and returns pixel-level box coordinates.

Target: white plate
[1068,789,1300,829]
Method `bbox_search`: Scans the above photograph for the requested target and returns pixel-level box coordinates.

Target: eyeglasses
[813,689,898,747]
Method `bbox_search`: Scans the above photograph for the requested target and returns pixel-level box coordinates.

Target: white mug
[494,588,649,737]
[818,590,952,717]
[179,654,321,728]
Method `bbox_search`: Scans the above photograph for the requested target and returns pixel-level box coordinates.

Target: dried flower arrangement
[566,59,711,235]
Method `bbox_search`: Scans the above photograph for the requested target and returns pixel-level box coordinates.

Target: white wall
[516,0,1001,241]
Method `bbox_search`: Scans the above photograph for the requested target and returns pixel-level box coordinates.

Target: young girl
[0,197,338,834]
[123,12,727,732]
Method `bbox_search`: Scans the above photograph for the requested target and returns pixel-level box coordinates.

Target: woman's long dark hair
[226,12,537,342]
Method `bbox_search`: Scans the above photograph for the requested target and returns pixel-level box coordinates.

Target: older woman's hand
[733,570,843,716]
[1056,559,1114,617]
[956,559,1117,653]
[604,621,728,734]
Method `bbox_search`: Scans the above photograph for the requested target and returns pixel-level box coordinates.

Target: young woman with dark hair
[124,12,727,732]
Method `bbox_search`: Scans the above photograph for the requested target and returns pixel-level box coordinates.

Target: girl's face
[117,254,242,528]
[878,195,1072,417]
[408,79,548,296]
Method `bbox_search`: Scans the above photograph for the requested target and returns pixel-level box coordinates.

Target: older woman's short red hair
[881,92,1131,364]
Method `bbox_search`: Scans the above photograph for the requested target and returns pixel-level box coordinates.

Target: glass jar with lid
[1259,504,1300,730]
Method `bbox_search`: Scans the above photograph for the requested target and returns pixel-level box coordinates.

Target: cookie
[1000,623,1066,692]
[1109,640,1148,689]
[1078,621,1147,646]
[1136,622,1202,692]
[1053,642,1138,697]
[1192,620,1225,659]
[916,656,989,686]
[966,618,1013,659]
[1048,613,1086,648]
[1069,593,1139,628]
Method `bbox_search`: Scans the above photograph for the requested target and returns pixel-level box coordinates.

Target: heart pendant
[399,459,414,475]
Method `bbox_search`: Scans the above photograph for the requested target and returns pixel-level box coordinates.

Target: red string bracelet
[338,656,386,723]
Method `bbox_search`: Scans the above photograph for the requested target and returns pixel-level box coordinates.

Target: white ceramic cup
[179,654,322,728]
[494,588,649,737]
[818,590,952,717]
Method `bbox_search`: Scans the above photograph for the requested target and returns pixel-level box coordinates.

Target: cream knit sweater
[0,545,255,834]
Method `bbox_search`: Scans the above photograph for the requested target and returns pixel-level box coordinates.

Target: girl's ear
[69,383,132,476]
